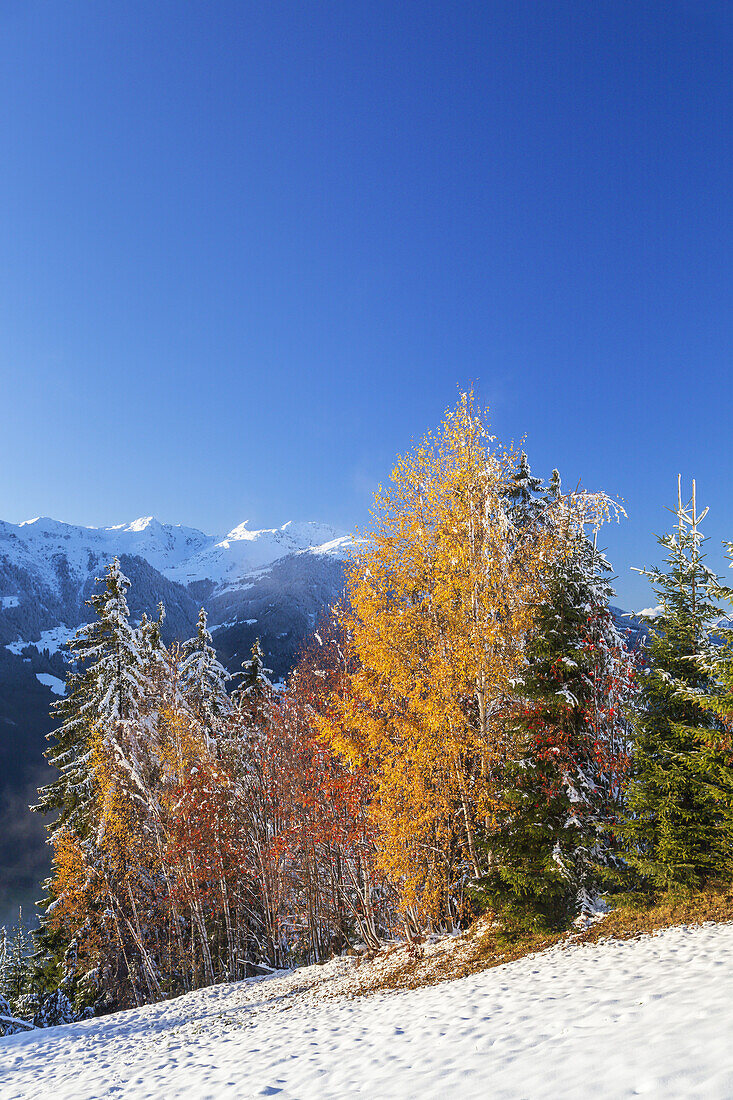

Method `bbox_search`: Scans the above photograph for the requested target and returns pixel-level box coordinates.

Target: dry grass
[337,885,733,998]
[574,884,733,946]
[339,921,562,996]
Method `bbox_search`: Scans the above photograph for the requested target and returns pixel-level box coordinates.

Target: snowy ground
[2,923,732,1099]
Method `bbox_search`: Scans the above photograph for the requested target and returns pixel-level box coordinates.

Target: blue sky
[1,1,731,608]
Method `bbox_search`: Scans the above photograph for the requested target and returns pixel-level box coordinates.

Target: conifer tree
[0,911,38,1034]
[475,509,636,928]
[233,638,273,715]
[620,478,727,891]
[675,553,733,879]
[4,909,32,1012]
[138,602,166,665]
[35,557,147,834]
[0,927,8,996]
[180,608,230,721]
[33,558,147,988]
[504,451,545,527]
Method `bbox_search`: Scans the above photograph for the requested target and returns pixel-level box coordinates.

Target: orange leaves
[48,829,97,935]
[163,754,246,911]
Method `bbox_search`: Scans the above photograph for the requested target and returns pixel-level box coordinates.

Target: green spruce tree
[32,558,147,991]
[504,451,545,527]
[620,478,728,891]
[138,601,166,664]
[4,909,32,1013]
[475,477,636,929]
[34,558,147,833]
[232,637,273,722]
[676,553,733,880]
[180,607,230,723]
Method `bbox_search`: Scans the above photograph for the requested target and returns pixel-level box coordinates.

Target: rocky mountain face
[0,516,353,926]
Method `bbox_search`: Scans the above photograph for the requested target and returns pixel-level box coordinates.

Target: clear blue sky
[1,1,731,608]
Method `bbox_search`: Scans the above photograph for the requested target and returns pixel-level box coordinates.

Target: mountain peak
[125,516,158,532]
[222,521,253,542]
[19,516,59,528]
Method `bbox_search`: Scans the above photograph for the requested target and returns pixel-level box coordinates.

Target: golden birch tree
[320,393,562,927]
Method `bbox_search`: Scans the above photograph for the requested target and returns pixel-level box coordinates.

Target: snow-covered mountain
[0,514,352,650]
[164,519,349,590]
[0,514,351,599]
[0,515,212,588]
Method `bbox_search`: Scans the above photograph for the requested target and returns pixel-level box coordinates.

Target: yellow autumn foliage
[319,393,563,926]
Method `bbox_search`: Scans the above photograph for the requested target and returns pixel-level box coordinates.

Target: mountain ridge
[0,515,353,650]
[0,514,352,593]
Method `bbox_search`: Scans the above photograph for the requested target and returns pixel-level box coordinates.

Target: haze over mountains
[0,514,353,926]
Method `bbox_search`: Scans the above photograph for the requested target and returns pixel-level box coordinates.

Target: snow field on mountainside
[34,673,66,695]
[0,515,351,597]
[2,922,732,1099]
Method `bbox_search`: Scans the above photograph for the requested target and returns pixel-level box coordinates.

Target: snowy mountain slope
[0,550,202,652]
[164,519,351,590]
[0,515,350,595]
[210,549,349,675]
[3,922,733,1099]
[0,514,352,648]
[0,516,212,593]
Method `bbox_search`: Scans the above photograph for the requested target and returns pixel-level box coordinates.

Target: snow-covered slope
[0,516,209,594]
[0,515,351,597]
[165,519,350,589]
[3,922,732,1099]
